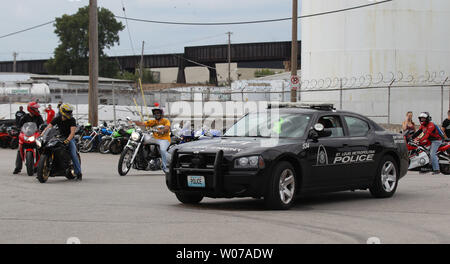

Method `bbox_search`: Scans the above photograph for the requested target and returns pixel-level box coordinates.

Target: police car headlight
[234,156,264,169]
[131,132,140,141]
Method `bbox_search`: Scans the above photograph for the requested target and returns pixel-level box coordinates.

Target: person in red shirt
[412,112,443,174]
[44,104,55,124]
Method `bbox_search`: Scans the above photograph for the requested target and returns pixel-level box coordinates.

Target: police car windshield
[224,112,311,138]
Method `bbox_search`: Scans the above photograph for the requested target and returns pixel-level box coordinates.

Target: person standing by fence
[44,105,55,124]
[402,111,416,139]
[441,110,450,140]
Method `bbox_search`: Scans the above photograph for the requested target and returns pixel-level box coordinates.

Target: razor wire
[300,71,450,91]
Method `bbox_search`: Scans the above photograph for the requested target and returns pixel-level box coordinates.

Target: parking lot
[0,149,449,244]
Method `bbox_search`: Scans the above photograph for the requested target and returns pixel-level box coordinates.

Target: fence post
[75,85,79,120]
[387,79,395,125]
[9,97,12,119]
[112,82,116,126]
[443,77,449,124]
[339,78,343,110]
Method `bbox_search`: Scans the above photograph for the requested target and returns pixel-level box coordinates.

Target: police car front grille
[177,153,228,170]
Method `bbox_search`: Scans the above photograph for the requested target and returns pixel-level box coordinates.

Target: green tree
[45,6,124,78]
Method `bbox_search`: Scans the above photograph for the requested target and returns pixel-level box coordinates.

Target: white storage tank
[300,0,450,124]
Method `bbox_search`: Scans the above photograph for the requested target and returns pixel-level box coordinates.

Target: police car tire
[264,161,297,210]
[175,193,204,204]
[370,156,399,198]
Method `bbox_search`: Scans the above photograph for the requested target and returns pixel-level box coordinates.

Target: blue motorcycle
[79,124,113,153]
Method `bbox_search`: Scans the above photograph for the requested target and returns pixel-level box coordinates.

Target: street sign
[291,75,300,91]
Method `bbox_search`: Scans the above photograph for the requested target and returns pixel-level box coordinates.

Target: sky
[0,0,298,61]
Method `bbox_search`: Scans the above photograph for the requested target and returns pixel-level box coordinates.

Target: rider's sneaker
[432,171,441,175]
[76,173,82,181]
[13,168,20,174]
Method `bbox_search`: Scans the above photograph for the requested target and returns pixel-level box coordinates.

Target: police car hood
[174,137,296,155]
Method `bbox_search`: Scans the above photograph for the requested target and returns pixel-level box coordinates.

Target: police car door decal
[316,145,329,166]
[333,150,376,164]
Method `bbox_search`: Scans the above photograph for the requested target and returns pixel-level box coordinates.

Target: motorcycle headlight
[25,136,35,142]
[36,139,42,148]
[131,132,140,141]
[234,156,264,169]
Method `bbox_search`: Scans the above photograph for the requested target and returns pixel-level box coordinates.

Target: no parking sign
[291,75,300,91]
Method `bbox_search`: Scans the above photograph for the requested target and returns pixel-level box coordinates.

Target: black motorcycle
[118,127,163,176]
[35,127,81,183]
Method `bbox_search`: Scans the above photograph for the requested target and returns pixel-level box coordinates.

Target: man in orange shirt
[44,104,55,124]
[134,105,171,173]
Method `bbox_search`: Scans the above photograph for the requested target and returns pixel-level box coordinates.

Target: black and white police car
[166,103,409,210]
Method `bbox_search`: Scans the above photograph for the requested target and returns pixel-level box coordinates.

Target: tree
[45,6,124,78]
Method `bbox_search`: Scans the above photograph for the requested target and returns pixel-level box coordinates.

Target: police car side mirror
[308,129,320,142]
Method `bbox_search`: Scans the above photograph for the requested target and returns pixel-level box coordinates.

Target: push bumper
[166,149,267,198]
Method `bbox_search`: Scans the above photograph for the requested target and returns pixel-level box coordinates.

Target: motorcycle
[117,126,164,176]
[17,122,40,176]
[109,126,135,155]
[97,125,114,154]
[405,131,450,174]
[0,124,11,148]
[79,126,104,153]
[35,127,81,183]
[8,126,19,149]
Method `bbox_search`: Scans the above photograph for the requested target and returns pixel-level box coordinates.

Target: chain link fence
[1,71,449,130]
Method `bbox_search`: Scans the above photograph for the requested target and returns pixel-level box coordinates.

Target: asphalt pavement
[0,149,449,244]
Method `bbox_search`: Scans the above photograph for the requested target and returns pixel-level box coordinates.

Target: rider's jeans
[69,139,82,175]
[430,140,442,172]
[156,139,170,173]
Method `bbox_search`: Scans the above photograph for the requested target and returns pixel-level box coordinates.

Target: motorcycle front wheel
[118,148,133,176]
[36,154,50,183]
[79,138,93,153]
[26,151,34,176]
[99,138,111,154]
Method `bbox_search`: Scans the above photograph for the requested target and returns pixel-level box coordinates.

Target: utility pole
[227,32,233,87]
[88,0,99,126]
[140,41,145,81]
[291,0,299,102]
[12,52,18,73]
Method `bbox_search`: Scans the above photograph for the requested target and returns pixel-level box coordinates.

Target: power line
[0,20,54,39]
[121,0,136,56]
[0,0,393,40]
[115,0,393,26]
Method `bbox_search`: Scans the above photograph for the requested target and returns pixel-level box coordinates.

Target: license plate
[187,176,205,188]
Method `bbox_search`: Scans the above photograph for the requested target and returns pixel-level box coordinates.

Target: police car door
[341,115,375,184]
[308,115,353,187]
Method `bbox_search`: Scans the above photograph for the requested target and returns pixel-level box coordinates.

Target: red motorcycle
[404,130,450,174]
[18,122,40,176]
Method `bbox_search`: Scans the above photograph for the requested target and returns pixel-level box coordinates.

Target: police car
[166,103,409,210]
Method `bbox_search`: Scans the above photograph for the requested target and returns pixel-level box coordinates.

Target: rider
[412,112,443,175]
[43,103,82,180]
[134,104,171,173]
[13,102,44,174]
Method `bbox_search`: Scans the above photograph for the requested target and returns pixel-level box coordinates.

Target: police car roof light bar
[267,102,335,111]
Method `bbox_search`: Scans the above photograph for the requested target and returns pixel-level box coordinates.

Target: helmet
[152,103,163,119]
[60,103,74,119]
[27,102,40,116]
[418,112,432,125]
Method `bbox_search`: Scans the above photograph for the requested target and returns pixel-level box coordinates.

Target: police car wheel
[370,156,399,198]
[264,161,297,210]
[175,193,204,204]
